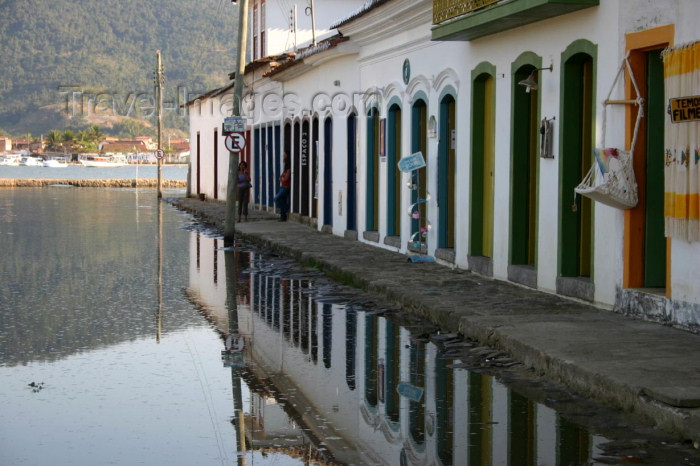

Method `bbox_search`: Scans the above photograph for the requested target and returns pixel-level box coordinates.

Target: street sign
[225,133,246,152]
[155,149,164,159]
[398,151,425,172]
[223,116,247,134]
[397,382,424,402]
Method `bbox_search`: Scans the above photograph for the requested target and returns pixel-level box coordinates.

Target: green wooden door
[438,95,456,249]
[560,54,594,277]
[366,109,380,231]
[387,105,401,237]
[511,66,538,266]
[471,74,495,258]
[644,50,666,287]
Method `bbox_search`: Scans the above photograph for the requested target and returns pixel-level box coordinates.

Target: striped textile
[663,41,700,242]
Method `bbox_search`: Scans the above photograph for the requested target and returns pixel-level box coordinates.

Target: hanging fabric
[662,41,700,243]
[574,54,643,209]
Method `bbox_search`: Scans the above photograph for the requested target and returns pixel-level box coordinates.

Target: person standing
[275,158,291,221]
[237,161,251,222]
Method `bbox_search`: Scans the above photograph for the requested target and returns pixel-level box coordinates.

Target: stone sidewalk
[167,196,700,442]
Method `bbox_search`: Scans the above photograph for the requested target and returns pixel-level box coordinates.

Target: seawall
[0,179,187,188]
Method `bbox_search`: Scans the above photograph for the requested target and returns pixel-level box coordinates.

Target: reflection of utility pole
[156,199,163,343]
[224,0,249,245]
[224,246,246,465]
[156,50,164,199]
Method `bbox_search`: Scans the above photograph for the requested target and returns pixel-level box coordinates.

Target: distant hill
[0,0,238,137]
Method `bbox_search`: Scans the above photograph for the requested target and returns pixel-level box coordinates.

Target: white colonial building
[188,0,700,331]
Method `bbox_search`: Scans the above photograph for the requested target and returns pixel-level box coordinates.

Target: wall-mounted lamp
[518,64,553,93]
[427,115,437,138]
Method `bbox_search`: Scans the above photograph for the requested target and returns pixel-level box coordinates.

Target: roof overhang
[431,0,599,42]
[265,36,356,82]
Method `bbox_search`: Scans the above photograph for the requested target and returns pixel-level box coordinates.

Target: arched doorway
[387,103,402,238]
[438,93,456,249]
[470,66,496,267]
[323,117,333,227]
[411,99,428,246]
[347,113,358,232]
[559,44,596,299]
[366,107,380,232]
[312,117,319,219]
[510,57,540,287]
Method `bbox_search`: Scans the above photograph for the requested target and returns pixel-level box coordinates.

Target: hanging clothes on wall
[662,41,700,242]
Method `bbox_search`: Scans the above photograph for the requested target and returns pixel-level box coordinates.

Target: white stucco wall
[261,0,366,56]
[188,92,234,201]
[191,0,700,326]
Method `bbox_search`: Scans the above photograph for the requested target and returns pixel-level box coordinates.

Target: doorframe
[366,107,380,233]
[508,52,542,288]
[623,25,674,296]
[386,99,402,238]
[470,61,497,272]
[437,87,457,251]
[557,40,597,301]
[410,94,428,246]
[323,116,333,227]
[347,112,358,233]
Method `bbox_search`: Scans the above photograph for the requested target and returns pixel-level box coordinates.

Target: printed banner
[662,41,700,242]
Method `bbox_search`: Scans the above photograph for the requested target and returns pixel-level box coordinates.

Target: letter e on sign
[225,133,246,153]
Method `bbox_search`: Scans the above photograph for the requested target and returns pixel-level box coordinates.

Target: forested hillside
[0,0,237,137]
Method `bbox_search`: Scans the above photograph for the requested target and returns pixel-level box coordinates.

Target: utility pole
[224,0,249,245]
[293,5,298,50]
[309,0,317,46]
[156,50,164,199]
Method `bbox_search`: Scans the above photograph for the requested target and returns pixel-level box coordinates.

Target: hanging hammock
[575,54,644,209]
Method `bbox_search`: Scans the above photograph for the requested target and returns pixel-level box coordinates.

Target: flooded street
[0,189,697,465]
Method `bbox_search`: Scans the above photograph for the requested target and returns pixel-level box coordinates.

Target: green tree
[62,130,75,153]
[88,125,102,143]
[46,130,63,152]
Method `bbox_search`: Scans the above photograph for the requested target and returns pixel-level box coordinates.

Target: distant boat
[43,158,68,168]
[0,154,22,165]
[19,156,43,166]
[80,155,126,167]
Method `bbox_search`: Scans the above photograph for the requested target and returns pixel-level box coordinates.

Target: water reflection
[0,188,199,366]
[0,189,238,465]
[1,189,692,464]
[188,235,612,465]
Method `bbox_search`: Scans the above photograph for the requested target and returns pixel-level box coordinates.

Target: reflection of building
[187,233,231,331]
[188,234,608,464]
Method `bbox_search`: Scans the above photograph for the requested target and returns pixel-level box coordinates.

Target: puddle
[191,233,700,465]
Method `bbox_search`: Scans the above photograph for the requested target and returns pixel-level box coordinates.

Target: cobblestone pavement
[167,196,700,443]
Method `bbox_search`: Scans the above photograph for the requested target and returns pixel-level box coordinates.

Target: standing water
[0,189,696,465]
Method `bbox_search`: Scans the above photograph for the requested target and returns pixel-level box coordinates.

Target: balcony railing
[433,0,500,24]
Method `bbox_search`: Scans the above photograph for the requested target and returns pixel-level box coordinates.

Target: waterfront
[1,189,698,464]
[0,164,188,181]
